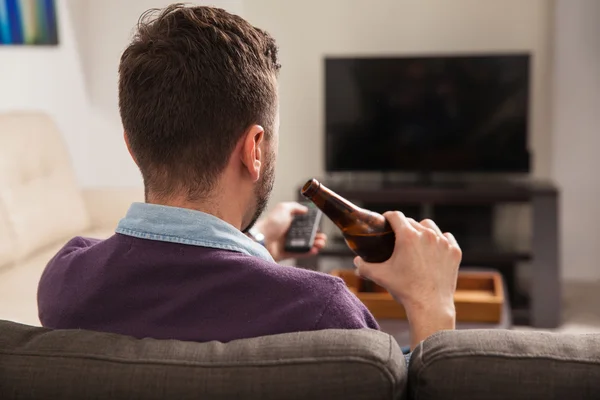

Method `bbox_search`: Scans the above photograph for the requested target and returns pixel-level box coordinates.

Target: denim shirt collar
[115,202,274,262]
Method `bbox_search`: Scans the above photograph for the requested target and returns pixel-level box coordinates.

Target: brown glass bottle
[302,179,396,263]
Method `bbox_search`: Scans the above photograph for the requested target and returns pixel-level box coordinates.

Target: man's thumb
[288,202,308,214]
[353,256,377,281]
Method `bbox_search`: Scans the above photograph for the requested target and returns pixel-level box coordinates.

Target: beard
[241,150,276,233]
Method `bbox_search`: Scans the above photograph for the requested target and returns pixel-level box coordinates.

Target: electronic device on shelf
[325,53,531,175]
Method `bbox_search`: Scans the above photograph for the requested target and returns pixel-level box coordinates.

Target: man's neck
[146,193,245,230]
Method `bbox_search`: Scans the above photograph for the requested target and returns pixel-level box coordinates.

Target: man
[37,4,460,351]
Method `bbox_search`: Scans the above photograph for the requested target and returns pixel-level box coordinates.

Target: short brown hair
[118,4,280,200]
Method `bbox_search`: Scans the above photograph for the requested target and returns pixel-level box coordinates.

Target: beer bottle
[301,179,396,263]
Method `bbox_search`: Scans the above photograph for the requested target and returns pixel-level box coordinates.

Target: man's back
[38,230,378,342]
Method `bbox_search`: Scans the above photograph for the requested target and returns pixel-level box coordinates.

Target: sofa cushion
[409,329,600,400]
[0,320,407,400]
[0,205,16,268]
[0,112,90,262]
[0,229,114,327]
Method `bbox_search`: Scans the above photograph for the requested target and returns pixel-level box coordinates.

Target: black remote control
[284,203,323,253]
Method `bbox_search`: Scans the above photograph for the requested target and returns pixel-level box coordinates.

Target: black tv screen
[325,54,531,173]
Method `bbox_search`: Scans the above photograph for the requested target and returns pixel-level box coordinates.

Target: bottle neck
[305,184,361,230]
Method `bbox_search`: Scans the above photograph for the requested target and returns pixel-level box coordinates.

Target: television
[325,54,531,173]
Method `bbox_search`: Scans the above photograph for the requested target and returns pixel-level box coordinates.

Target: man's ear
[240,125,265,183]
[124,132,139,167]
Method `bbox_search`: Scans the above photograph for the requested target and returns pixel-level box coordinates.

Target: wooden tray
[331,269,504,323]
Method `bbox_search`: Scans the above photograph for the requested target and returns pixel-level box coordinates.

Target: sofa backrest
[409,329,600,400]
[0,320,407,400]
[0,112,90,267]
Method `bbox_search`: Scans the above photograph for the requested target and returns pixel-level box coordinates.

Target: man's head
[119,4,280,231]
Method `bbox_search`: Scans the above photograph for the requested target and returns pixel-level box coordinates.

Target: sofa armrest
[409,329,600,399]
[82,188,144,230]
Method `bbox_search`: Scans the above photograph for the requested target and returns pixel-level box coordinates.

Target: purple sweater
[38,233,379,342]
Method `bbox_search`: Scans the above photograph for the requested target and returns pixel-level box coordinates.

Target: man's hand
[353,211,461,350]
[253,202,327,262]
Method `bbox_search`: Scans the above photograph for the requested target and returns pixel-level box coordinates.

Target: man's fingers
[407,218,427,232]
[383,211,419,234]
[312,238,326,249]
[314,232,327,241]
[408,218,442,240]
[302,233,327,255]
[353,256,378,281]
[420,219,443,236]
[313,233,327,243]
[405,216,442,243]
[286,202,308,214]
[443,232,459,248]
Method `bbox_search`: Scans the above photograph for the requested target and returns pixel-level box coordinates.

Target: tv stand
[381,172,437,187]
[296,178,561,329]
[380,173,478,189]
[415,171,434,187]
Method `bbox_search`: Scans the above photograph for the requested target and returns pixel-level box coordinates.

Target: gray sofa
[1,320,599,399]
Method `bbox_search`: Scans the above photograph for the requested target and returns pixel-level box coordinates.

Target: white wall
[0,0,92,184]
[552,0,600,281]
[77,0,244,188]
[243,0,554,207]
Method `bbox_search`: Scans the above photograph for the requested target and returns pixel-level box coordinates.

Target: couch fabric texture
[3,320,600,399]
[0,320,407,400]
[409,329,600,400]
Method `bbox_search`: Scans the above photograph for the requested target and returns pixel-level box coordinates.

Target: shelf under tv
[320,239,531,265]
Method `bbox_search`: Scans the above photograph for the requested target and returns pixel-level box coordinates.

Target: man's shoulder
[62,235,107,249]
[46,234,125,267]
[240,255,345,289]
